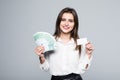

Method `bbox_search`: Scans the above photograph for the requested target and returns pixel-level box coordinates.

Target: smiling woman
[60,13,75,34]
[34,7,94,80]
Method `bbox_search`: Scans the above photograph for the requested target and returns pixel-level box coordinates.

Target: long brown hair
[53,7,81,53]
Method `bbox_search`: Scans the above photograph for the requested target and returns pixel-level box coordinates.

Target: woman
[35,7,94,80]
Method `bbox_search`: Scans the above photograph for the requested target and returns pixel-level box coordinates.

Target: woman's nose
[65,21,69,26]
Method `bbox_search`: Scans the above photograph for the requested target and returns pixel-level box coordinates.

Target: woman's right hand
[34,46,45,64]
[34,46,45,57]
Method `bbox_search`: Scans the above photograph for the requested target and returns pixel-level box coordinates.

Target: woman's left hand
[85,41,94,59]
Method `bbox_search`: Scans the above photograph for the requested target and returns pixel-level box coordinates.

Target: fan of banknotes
[33,32,56,52]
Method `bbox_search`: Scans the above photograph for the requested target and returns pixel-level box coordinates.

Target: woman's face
[60,13,75,34]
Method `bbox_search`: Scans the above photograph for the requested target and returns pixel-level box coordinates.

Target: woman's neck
[60,33,71,43]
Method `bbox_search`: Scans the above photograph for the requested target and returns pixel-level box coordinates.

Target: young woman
[34,7,94,80]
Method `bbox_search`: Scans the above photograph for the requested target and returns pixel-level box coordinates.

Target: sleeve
[77,42,93,74]
[39,59,49,71]
[78,55,93,74]
[39,53,50,71]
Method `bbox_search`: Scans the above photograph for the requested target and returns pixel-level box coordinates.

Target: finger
[86,43,94,49]
[34,48,42,55]
[34,48,39,53]
[86,44,91,49]
[86,50,92,55]
[86,48,94,54]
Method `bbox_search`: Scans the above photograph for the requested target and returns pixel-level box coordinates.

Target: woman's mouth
[63,26,70,30]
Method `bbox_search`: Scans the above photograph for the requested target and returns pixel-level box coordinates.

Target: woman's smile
[63,26,70,30]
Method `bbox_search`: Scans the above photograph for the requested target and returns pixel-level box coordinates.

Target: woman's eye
[69,19,74,22]
[61,18,66,21]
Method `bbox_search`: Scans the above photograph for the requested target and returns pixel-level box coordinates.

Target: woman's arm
[39,53,45,64]
[78,41,94,74]
[34,46,49,71]
[85,41,94,69]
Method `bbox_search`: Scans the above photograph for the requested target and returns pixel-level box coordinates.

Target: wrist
[86,54,92,59]
[39,55,45,60]
[39,55,45,64]
[39,53,44,58]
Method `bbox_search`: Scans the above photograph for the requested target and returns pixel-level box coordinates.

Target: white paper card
[77,38,88,45]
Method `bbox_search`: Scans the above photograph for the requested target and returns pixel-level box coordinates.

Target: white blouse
[39,38,92,76]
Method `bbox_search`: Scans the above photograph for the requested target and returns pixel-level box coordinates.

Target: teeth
[63,26,69,29]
